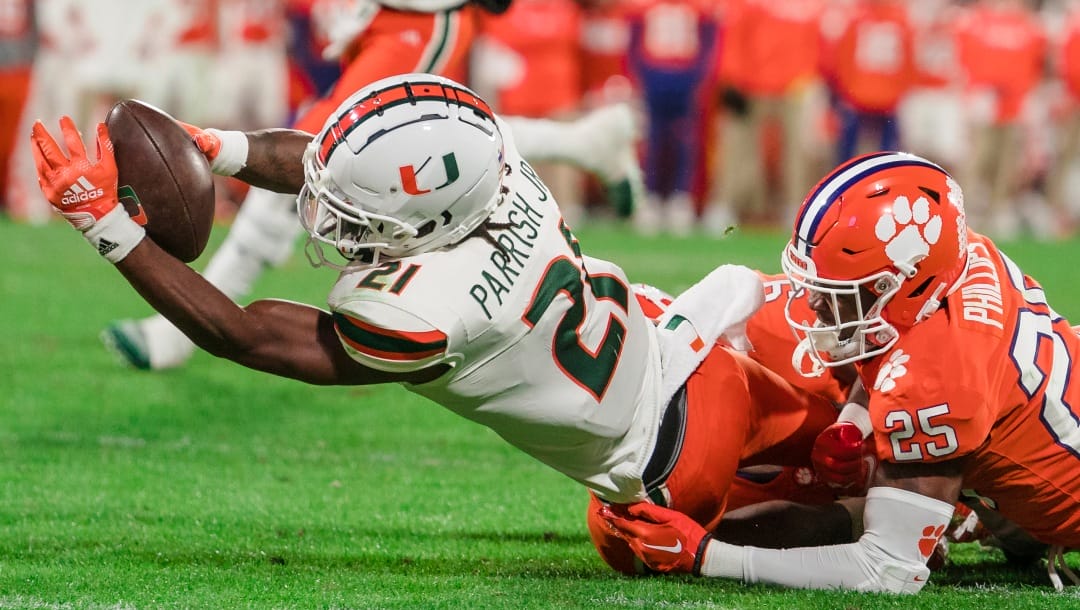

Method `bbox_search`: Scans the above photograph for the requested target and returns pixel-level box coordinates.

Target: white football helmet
[298,73,506,268]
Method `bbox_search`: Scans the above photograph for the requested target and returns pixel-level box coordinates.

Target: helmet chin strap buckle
[792,337,827,378]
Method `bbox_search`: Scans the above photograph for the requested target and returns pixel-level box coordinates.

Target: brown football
[105,100,215,263]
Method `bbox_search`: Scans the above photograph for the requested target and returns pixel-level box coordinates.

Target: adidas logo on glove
[61,176,105,205]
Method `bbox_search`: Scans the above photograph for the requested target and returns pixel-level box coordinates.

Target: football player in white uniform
[32,73,850,572]
[101,0,643,373]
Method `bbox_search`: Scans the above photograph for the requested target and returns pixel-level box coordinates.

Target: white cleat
[574,103,645,219]
[632,195,663,236]
[702,204,738,238]
[666,193,697,237]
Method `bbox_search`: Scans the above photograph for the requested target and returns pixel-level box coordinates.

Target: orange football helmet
[781,152,971,375]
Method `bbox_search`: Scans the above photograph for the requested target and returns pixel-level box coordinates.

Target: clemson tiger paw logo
[875,195,942,265]
[873,349,909,393]
[918,524,947,558]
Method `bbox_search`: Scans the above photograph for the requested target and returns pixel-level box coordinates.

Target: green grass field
[2,218,1079,609]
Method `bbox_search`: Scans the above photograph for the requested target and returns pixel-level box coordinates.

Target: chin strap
[791,337,826,378]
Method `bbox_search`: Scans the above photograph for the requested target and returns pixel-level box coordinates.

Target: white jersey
[327,152,663,503]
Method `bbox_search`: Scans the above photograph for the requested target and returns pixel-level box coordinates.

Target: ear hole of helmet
[415,220,436,239]
[906,275,935,299]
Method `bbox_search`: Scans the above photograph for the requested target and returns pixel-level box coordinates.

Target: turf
[2,218,1078,609]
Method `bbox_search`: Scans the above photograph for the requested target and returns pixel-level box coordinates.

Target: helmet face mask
[783,247,901,374]
[782,152,970,376]
[297,73,506,269]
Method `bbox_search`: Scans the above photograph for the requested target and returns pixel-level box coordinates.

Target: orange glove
[30,116,145,261]
[178,121,222,163]
[811,421,876,493]
[177,120,247,176]
[31,116,120,230]
[599,503,712,575]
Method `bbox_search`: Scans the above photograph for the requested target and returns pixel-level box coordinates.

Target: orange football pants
[587,347,839,574]
[293,6,478,134]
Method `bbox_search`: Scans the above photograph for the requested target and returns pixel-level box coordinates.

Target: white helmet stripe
[794,153,944,254]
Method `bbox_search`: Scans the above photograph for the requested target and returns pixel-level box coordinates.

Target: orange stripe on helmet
[317,81,496,166]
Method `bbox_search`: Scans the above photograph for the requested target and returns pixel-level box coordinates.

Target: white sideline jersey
[327,151,663,503]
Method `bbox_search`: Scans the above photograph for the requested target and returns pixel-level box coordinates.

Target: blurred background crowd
[3,0,1080,240]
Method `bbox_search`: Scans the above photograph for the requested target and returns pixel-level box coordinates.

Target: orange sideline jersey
[955,5,1045,124]
[293,5,476,133]
[910,7,961,89]
[719,0,821,96]
[859,232,1080,546]
[1060,10,1080,102]
[828,0,914,113]
[578,2,633,104]
[478,0,583,117]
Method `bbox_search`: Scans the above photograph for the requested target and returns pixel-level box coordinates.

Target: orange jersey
[578,2,633,105]
[859,232,1080,546]
[719,0,822,96]
[955,5,1045,123]
[589,346,840,573]
[910,6,961,89]
[750,274,850,404]
[828,0,915,112]
[292,5,476,133]
[632,275,850,403]
[1060,10,1080,101]
[479,0,583,117]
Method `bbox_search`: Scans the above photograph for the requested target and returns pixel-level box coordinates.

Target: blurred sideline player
[103,0,645,371]
[705,0,822,234]
[824,0,915,163]
[955,0,1046,238]
[6,0,250,223]
[624,0,719,236]
[32,73,868,576]
[211,0,290,131]
[0,0,35,219]
[472,0,589,225]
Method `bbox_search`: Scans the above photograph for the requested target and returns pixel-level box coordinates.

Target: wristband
[205,128,249,176]
[698,539,746,579]
[692,533,713,576]
[837,402,873,438]
[83,206,147,263]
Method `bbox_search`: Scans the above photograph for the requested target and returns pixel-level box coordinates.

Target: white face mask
[782,246,904,377]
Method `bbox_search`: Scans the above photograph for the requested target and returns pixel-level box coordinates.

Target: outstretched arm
[31,117,445,387]
[603,462,963,594]
[184,123,311,194]
[115,237,445,385]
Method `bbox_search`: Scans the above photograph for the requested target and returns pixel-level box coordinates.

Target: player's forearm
[115,238,273,362]
[114,238,412,385]
[699,487,954,593]
[233,128,312,194]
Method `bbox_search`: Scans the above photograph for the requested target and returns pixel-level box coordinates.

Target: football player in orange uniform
[602,152,1080,592]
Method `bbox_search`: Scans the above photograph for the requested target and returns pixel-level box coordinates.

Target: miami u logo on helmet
[399,153,460,195]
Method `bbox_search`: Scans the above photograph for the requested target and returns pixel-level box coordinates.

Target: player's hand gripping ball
[105,100,215,262]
